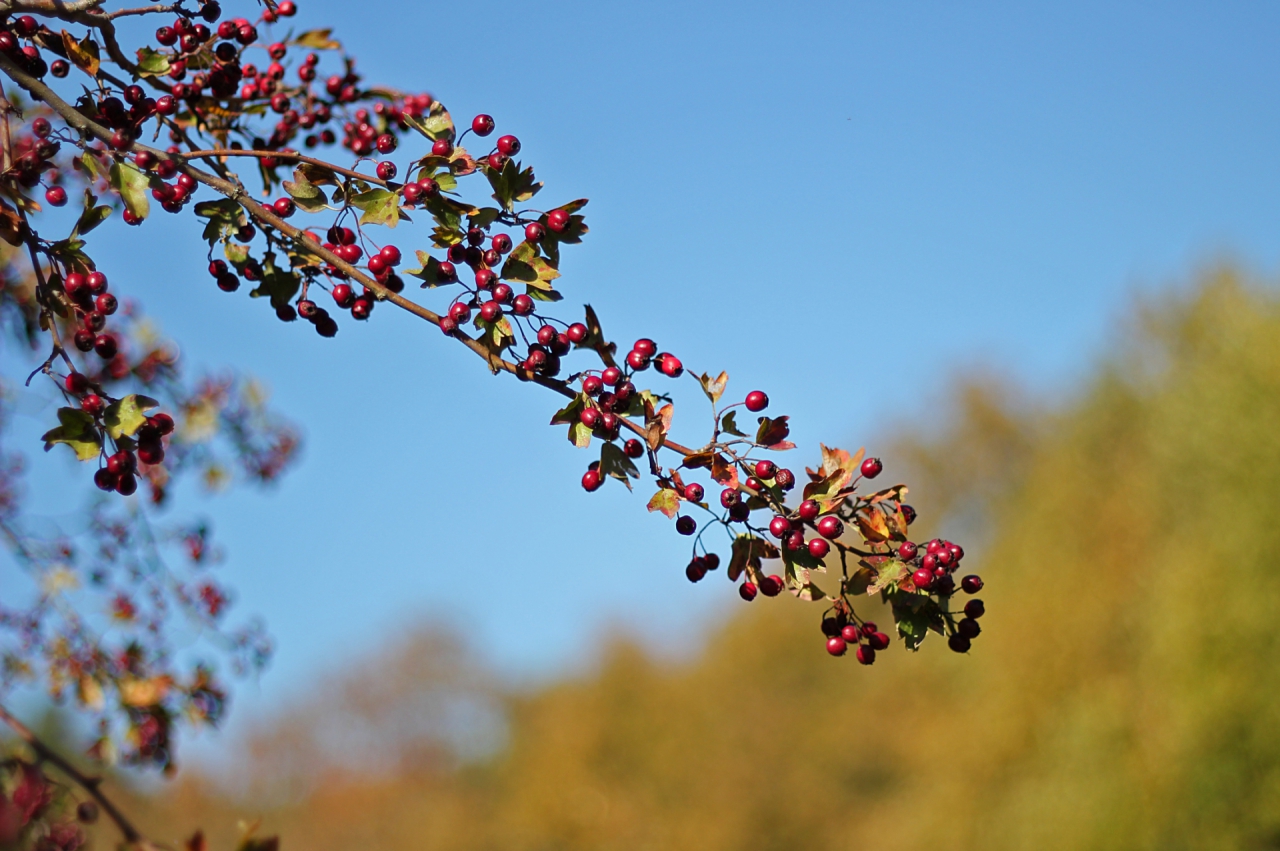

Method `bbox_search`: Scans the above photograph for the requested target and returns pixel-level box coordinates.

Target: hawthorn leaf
[855,507,892,543]
[647,488,680,519]
[867,559,909,596]
[351,188,400,227]
[755,415,794,450]
[710,453,739,488]
[73,189,112,237]
[549,394,586,425]
[195,198,246,244]
[62,31,99,76]
[720,410,747,437]
[485,158,542,211]
[727,534,780,583]
[108,162,151,221]
[103,394,158,440]
[41,408,100,461]
[786,567,829,602]
[599,441,640,489]
[405,103,454,141]
[0,199,21,246]
[291,29,342,50]
[283,169,327,212]
[405,250,443,286]
[135,47,170,76]
[568,421,592,448]
[250,255,300,309]
[698,371,729,404]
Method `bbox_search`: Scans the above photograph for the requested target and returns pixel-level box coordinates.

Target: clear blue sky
[8,1,1280,753]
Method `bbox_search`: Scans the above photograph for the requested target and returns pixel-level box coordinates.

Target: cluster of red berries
[60,270,120,359]
[820,613,892,664]
[0,14,56,79]
[62,371,175,496]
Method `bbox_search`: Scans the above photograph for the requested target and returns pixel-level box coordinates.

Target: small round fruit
[602,366,622,386]
[658,354,683,378]
[768,516,790,538]
[582,375,603,396]
[957,617,981,639]
[524,222,544,242]
[798,499,820,521]
[753,459,775,479]
[739,582,758,602]
[744,390,768,412]
[496,134,520,156]
[581,469,603,492]
[64,372,89,394]
[81,394,104,416]
[720,488,740,508]
[431,138,452,157]
[808,538,830,559]
[675,515,696,536]
[546,209,570,232]
[898,541,918,561]
[816,515,843,540]
[826,636,847,657]
[376,161,397,180]
[471,114,495,136]
[684,483,704,502]
[685,560,706,583]
[841,624,861,643]
[624,438,644,458]
[93,469,118,491]
[912,568,934,590]
[948,633,971,653]
[760,575,783,597]
[567,323,588,343]
[115,472,138,496]
[961,575,984,594]
[45,186,67,206]
[703,553,720,571]
[860,457,883,478]
[856,645,876,665]
[964,599,985,619]
[775,468,795,490]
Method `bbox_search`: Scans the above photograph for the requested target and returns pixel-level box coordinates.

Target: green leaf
[48,237,95,273]
[405,250,444,287]
[79,151,107,183]
[103,394,158,440]
[468,207,501,229]
[867,559,909,596]
[292,28,341,49]
[350,188,400,227]
[41,408,100,461]
[727,534,780,582]
[568,421,592,448]
[250,254,301,309]
[720,410,747,437]
[527,286,562,302]
[282,169,328,212]
[72,189,112,238]
[549,394,586,426]
[404,102,454,141]
[135,47,171,77]
[599,442,640,489]
[500,240,560,288]
[108,162,150,221]
[485,158,542,212]
[195,198,247,245]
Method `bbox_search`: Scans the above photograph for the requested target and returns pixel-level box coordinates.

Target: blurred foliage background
[74,265,1280,849]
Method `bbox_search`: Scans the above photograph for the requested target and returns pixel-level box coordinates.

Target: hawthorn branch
[178,148,388,188]
[0,51,699,459]
[0,0,103,13]
[0,704,146,846]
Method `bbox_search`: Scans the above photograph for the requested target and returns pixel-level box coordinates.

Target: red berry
[961,575,984,594]
[524,222,544,242]
[841,624,861,643]
[44,186,67,206]
[958,618,981,639]
[744,390,768,412]
[625,350,649,371]
[912,568,934,590]
[376,161,397,180]
[675,515,696,536]
[856,645,876,665]
[431,138,452,157]
[861,457,883,478]
[798,500,820,521]
[775,468,795,490]
[739,582,758,602]
[94,469,118,492]
[273,197,295,217]
[760,575,783,597]
[658,354,683,378]
[106,450,135,475]
[948,634,971,653]
[898,541,918,561]
[602,366,622,386]
[496,134,520,156]
[808,538,830,559]
[720,488,740,508]
[684,483,704,502]
[768,516,790,538]
[81,394,104,416]
[95,294,118,315]
[582,376,603,396]
[685,559,706,583]
[624,438,644,458]
[471,114,494,136]
[581,468,603,492]
[826,636,847,657]
[566,323,588,343]
[64,372,89,394]
[115,472,138,496]
[964,599,985,619]
[868,631,890,651]
[753,460,775,479]
[816,516,843,539]
[546,209,570,232]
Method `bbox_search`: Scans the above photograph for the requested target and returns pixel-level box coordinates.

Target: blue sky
[7,1,1280,754]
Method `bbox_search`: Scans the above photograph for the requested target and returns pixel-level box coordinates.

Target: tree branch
[0,704,146,846]
[0,51,699,459]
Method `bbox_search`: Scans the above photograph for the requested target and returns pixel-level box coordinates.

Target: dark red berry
[581,468,603,492]
[841,624,861,643]
[753,460,775,479]
[774,468,795,490]
[739,582,757,602]
[826,636,847,657]
[861,457,883,478]
[744,390,768,412]
[675,515,696,536]
[566,323,587,343]
[44,186,67,206]
[93,334,117,359]
[912,568,934,590]
[524,222,544,242]
[808,538,830,559]
[624,438,644,458]
[546,209,570,232]
[94,468,118,492]
[964,599,985,619]
[898,541,918,561]
[720,488,740,509]
[81,394,104,416]
[798,500,820,521]
[685,560,706,583]
[856,645,876,665]
[760,575,783,597]
[496,134,520,156]
[768,516,790,538]
[961,575,984,594]
[64,372,89,394]
[658,354,683,378]
[115,472,138,496]
[684,483,704,502]
[948,633,971,653]
[957,617,981,639]
[471,114,494,136]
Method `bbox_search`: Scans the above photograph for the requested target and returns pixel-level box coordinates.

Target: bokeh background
[9,1,1280,849]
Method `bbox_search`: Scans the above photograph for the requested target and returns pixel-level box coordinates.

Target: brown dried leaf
[62,31,99,76]
[698,370,729,404]
[710,453,739,488]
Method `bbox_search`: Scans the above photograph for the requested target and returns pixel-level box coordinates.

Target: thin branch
[178,148,387,188]
[0,704,146,846]
[0,52,700,459]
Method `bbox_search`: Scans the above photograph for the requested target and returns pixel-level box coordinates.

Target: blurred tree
[117,264,1280,851]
